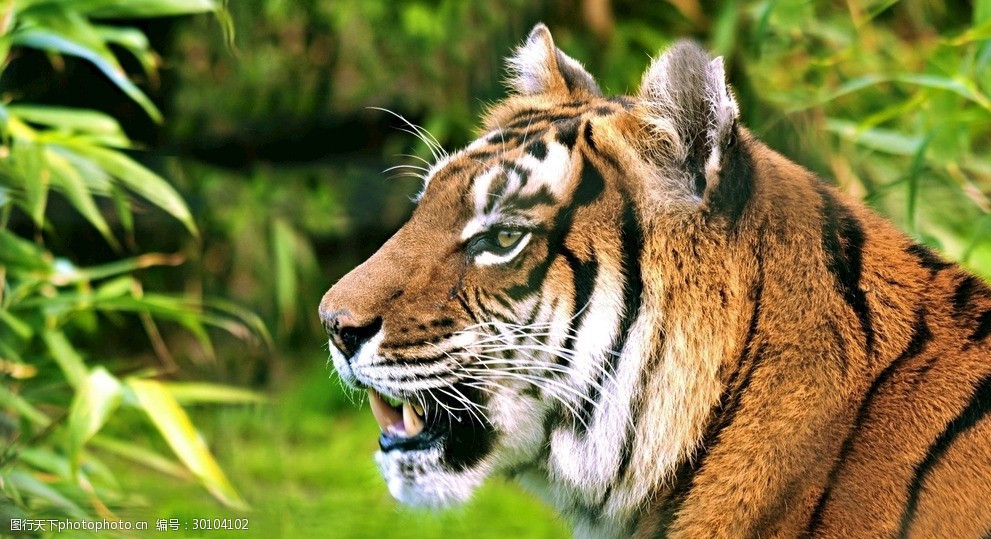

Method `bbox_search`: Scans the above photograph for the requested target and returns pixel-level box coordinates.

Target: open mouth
[368,389,444,452]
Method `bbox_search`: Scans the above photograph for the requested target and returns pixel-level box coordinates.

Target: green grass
[108,358,568,539]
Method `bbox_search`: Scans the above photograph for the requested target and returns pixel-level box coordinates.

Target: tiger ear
[507,24,602,98]
[636,41,740,198]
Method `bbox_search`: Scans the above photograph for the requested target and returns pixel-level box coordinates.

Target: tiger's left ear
[636,42,740,199]
[507,24,602,98]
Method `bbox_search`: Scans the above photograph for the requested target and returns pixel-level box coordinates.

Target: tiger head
[320,24,753,532]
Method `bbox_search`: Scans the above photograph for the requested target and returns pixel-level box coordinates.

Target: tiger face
[322,23,991,539]
[320,25,741,533]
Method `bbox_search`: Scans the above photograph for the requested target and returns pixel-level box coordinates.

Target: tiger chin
[319,24,991,539]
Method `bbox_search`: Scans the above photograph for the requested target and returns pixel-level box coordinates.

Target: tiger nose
[320,309,383,359]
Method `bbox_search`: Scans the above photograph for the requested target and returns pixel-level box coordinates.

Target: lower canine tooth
[403,403,425,437]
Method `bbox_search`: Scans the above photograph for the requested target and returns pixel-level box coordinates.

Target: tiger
[318,23,991,538]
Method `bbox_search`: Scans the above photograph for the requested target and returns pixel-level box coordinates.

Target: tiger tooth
[403,402,425,437]
[368,389,403,434]
[413,403,424,416]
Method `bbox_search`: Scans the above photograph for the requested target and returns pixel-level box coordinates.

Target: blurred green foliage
[1,0,989,537]
[0,0,264,531]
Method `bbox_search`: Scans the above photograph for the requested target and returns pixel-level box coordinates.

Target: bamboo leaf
[66,367,122,475]
[11,29,162,122]
[43,146,117,248]
[271,218,298,334]
[7,105,124,136]
[826,119,923,156]
[128,378,247,510]
[10,140,49,226]
[0,307,34,339]
[895,73,991,112]
[40,329,87,389]
[93,25,157,78]
[163,382,266,405]
[67,0,220,18]
[89,435,192,480]
[49,252,183,286]
[6,470,88,518]
[62,144,197,237]
[0,383,50,427]
[0,229,52,272]
[905,135,932,237]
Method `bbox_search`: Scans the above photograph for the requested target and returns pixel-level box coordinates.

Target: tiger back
[319,24,991,538]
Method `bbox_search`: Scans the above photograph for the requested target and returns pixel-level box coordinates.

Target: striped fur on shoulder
[319,24,991,538]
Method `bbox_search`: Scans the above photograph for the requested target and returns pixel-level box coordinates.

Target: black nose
[321,310,383,359]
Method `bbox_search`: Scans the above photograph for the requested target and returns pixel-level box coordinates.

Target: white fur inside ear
[507,26,558,95]
[636,53,686,164]
[703,57,739,181]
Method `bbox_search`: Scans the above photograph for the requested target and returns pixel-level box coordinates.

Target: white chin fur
[375,446,488,508]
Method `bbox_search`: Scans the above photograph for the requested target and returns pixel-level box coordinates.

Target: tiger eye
[496,230,523,249]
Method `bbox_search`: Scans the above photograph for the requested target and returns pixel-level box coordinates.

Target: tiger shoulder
[319,23,991,539]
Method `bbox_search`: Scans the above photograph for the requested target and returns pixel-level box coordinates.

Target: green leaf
[0,383,51,427]
[66,367,122,475]
[0,306,34,339]
[206,297,273,350]
[89,435,192,479]
[110,184,135,241]
[44,146,118,248]
[93,24,157,78]
[272,218,298,334]
[895,73,991,112]
[68,0,220,19]
[128,378,248,510]
[11,29,162,122]
[163,382,266,405]
[10,140,49,226]
[62,144,198,237]
[0,229,52,272]
[17,448,72,479]
[41,329,88,389]
[905,135,932,237]
[826,119,924,156]
[7,105,124,137]
[5,470,88,518]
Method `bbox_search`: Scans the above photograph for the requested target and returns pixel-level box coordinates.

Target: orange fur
[320,25,991,538]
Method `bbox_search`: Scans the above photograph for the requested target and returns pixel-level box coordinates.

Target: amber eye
[495,229,524,249]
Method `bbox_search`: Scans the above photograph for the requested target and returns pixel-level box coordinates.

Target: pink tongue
[368,389,403,433]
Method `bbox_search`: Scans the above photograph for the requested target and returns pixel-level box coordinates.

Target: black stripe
[582,121,624,173]
[560,245,598,366]
[971,310,991,343]
[473,288,500,319]
[898,372,991,537]
[906,243,953,275]
[503,107,583,130]
[575,193,643,433]
[554,117,581,148]
[505,158,604,302]
[489,291,515,311]
[483,174,508,213]
[706,131,755,229]
[510,186,557,209]
[526,139,548,160]
[455,292,479,321]
[379,331,455,350]
[607,96,634,110]
[651,247,766,534]
[952,275,980,316]
[807,309,932,535]
[818,184,875,358]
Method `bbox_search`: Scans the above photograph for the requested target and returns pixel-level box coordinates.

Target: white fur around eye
[475,232,532,266]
